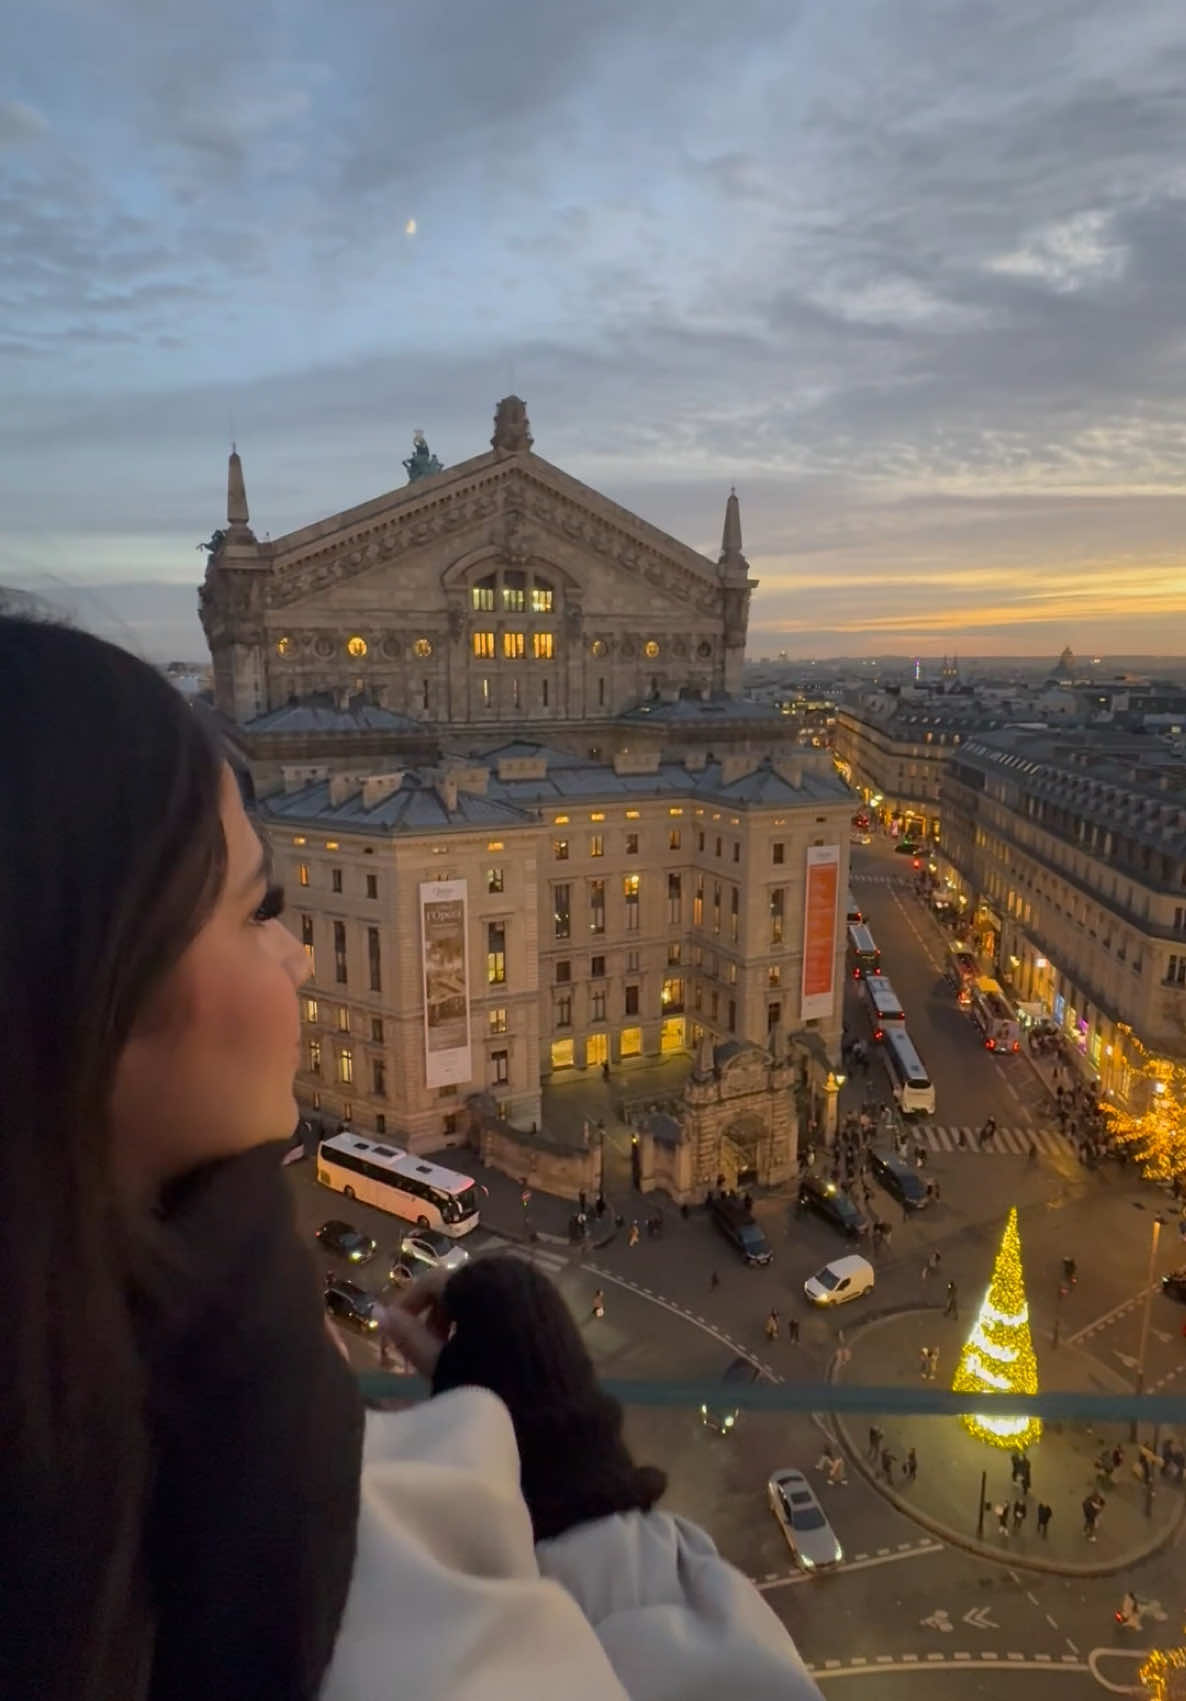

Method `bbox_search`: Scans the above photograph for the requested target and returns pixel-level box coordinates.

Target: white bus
[317,1133,481,1237]
[882,1028,936,1117]
[862,973,906,1041]
[846,922,881,979]
[969,976,1021,1053]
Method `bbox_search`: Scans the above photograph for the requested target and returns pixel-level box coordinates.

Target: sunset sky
[3,0,1186,660]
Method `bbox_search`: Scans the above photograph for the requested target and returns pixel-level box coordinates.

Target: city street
[283,842,1186,1695]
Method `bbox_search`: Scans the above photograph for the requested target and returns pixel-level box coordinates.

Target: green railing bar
[357,1373,1186,1424]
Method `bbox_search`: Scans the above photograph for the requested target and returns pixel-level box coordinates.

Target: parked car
[324,1276,381,1334]
[709,1194,773,1266]
[893,838,920,855]
[797,1176,868,1241]
[700,1356,762,1434]
[389,1228,472,1285]
[316,1218,378,1264]
[868,1147,930,1211]
[803,1253,875,1307]
[850,831,872,846]
[1162,1268,1186,1303]
[768,1468,843,1570]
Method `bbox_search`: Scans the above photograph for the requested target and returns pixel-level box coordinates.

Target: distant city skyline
[4,0,1186,662]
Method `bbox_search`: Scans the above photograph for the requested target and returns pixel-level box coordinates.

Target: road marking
[963,1606,998,1630]
[1066,1638,1079,1655]
[805,1655,1090,1680]
[1088,1647,1149,1694]
[1045,1613,1059,1630]
[756,1538,942,1591]
[580,1261,778,1376]
[920,1611,952,1632]
[1065,1284,1157,1346]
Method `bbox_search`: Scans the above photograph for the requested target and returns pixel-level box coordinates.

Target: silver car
[768,1468,843,1571]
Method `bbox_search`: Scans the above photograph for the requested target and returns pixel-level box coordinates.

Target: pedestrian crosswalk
[851,872,909,887]
[473,1236,571,1276]
[910,1124,1073,1157]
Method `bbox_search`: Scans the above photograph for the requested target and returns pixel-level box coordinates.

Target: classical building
[939,728,1186,1104]
[200,398,855,1193]
[833,685,1003,841]
[200,397,755,736]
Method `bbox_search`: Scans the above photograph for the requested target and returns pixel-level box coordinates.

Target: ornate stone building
[200,397,755,736]
[198,398,855,1195]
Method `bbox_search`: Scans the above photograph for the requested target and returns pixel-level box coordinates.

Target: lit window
[292,835,307,846]
[487,921,506,985]
[644,639,660,658]
[298,862,310,887]
[471,579,495,612]
[487,840,504,852]
[325,840,340,851]
[669,829,681,850]
[472,631,495,659]
[276,636,292,657]
[533,632,554,660]
[346,635,367,658]
[503,630,525,659]
[488,1007,508,1034]
[554,814,570,825]
[590,834,604,857]
[553,839,569,860]
[551,1037,575,1068]
[488,866,504,893]
[590,811,605,822]
[413,637,432,657]
[532,582,554,613]
[624,873,640,897]
[336,1005,350,1032]
[307,1038,321,1074]
[625,809,641,819]
[503,573,526,612]
[301,996,319,1024]
[669,807,683,816]
[337,1047,354,1085]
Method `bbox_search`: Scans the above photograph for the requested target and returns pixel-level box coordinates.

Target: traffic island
[828,1306,1186,1576]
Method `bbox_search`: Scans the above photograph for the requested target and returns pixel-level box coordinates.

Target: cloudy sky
[4,0,1186,661]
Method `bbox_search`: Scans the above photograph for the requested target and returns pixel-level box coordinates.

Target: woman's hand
[376,1269,452,1377]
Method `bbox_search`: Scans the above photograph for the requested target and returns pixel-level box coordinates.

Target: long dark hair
[0,614,227,1699]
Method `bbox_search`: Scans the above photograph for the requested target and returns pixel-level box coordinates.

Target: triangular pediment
[265,451,723,617]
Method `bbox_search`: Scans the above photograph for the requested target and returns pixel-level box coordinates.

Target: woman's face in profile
[111,767,310,1198]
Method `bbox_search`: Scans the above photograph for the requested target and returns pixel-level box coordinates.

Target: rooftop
[244,694,427,735]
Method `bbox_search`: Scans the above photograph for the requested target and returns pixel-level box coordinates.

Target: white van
[804,1254,875,1307]
[882,1028,936,1117]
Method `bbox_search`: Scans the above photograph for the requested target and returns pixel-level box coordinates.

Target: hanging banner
[801,844,840,1021]
[419,879,472,1088]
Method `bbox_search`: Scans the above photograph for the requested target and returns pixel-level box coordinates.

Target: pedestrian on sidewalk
[913,1142,926,1169]
[628,1219,640,1247]
[904,1447,918,1483]
[1010,1449,1025,1485]
[579,1188,588,1216]
[1083,1491,1104,1541]
[765,1309,780,1342]
[868,1424,883,1460]
[919,1345,932,1377]
[1036,1502,1052,1538]
[944,1281,958,1319]
[814,1442,836,1473]
[1012,1498,1027,1532]
[827,1455,847,1487]
[591,1289,605,1320]
[880,1448,896,1484]
[709,1269,720,1291]
[922,1250,941,1282]
[994,1502,1010,1537]
[927,1347,940,1381]
[1021,1457,1032,1495]
[787,1317,800,1345]
[595,1192,607,1218]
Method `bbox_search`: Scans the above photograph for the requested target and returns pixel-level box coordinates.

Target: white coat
[324,1387,822,1701]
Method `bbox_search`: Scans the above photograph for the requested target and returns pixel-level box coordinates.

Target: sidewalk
[829,1307,1186,1576]
[424,1146,621,1251]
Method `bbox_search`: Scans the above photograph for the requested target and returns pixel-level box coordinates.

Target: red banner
[801,846,840,1020]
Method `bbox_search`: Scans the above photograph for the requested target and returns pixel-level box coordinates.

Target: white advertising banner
[800,844,840,1022]
[419,879,472,1089]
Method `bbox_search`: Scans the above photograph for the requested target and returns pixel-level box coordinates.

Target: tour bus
[969,976,1021,1052]
[861,973,906,1041]
[882,1028,936,1117]
[846,922,881,979]
[316,1133,481,1236]
[845,889,864,926]
[946,941,979,1006]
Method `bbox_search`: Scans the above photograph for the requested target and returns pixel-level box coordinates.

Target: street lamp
[1130,1211,1166,1442]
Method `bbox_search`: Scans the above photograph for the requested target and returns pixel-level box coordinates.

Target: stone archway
[720,1111,766,1189]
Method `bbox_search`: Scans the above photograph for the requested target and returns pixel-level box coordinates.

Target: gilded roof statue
[403,430,444,483]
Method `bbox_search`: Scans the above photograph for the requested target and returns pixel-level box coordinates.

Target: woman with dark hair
[0,615,819,1701]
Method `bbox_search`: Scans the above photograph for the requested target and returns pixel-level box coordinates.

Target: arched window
[471,574,496,613]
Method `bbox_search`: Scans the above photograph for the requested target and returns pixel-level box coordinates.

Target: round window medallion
[697,639,712,658]
[314,636,335,659]
[380,635,402,660]
[275,635,292,657]
[413,637,433,658]
[346,634,368,658]
[591,637,608,658]
[643,639,660,659]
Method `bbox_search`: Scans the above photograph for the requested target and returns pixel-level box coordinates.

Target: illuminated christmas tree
[952,1206,1042,1450]
[1140,1632,1186,1701]
[1103,1049,1186,1193]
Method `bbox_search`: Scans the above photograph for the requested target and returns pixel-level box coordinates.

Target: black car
[1162,1268,1186,1303]
[710,1195,773,1266]
[316,1218,378,1264]
[893,838,921,855]
[700,1356,762,1434]
[868,1148,929,1210]
[797,1176,868,1241]
[324,1277,381,1334]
